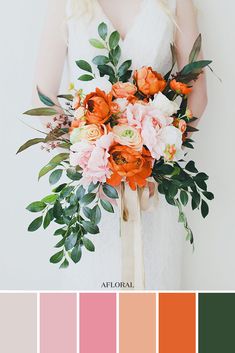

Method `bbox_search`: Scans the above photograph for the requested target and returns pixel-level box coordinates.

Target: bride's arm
[175,0,208,123]
[32,0,68,123]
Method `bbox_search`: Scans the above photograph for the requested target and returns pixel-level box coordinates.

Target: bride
[33,0,207,290]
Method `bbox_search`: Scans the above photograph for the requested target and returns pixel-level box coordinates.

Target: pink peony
[81,133,114,185]
[70,140,94,169]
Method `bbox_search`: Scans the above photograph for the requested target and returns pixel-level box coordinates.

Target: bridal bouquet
[18,23,214,268]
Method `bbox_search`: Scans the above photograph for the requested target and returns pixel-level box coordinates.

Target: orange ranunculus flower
[84,88,118,124]
[112,82,137,99]
[170,79,192,95]
[107,145,153,191]
[133,66,166,96]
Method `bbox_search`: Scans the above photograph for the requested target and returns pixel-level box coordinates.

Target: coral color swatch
[0,293,37,353]
[40,293,77,353]
[199,293,235,353]
[119,293,156,353]
[80,293,116,353]
[159,293,196,353]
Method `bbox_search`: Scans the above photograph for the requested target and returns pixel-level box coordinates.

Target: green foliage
[37,87,55,106]
[16,138,45,154]
[24,107,57,116]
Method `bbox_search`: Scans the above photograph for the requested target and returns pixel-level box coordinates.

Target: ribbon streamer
[118,182,156,290]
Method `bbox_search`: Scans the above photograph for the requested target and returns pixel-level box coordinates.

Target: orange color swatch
[119,293,156,353]
[159,293,196,353]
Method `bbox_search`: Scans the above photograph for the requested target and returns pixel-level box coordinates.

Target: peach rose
[170,79,192,95]
[84,88,119,124]
[70,124,104,144]
[112,82,137,99]
[179,120,187,133]
[133,67,166,96]
[113,125,143,151]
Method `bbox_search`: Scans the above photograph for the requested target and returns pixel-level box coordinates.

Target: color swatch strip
[40,293,77,353]
[0,293,37,353]
[159,293,196,353]
[2,292,235,353]
[80,293,116,353]
[119,293,156,353]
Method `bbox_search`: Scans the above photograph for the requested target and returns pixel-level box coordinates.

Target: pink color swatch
[40,293,77,353]
[80,293,116,353]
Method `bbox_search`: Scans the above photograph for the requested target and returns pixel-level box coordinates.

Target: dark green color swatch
[199,293,235,353]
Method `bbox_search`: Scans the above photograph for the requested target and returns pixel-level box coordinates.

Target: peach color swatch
[119,293,156,353]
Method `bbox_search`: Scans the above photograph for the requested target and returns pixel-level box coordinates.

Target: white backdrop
[0,0,234,290]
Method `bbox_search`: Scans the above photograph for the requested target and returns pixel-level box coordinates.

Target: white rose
[160,126,184,161]
[152,92,179,117]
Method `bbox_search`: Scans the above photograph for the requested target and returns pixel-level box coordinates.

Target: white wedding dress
[65,0,184,290]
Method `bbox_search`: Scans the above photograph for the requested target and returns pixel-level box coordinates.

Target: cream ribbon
[117,181,156,290]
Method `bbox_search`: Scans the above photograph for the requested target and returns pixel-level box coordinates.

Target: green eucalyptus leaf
[89,38,105,49]
[81,221,99,234]
[60,258,69,269]
[98,22,108,40]
[203,191,214,200]
[76,185,85,200]
[54,238,65,248]
[26,201,46,213]
[16,138,45,154]
[28,216,43,232]
[49,169,63,185]
[180,190,189,206]
[41,194,58,204]
[43,209,54,229]
[76,60,92,73]
[24,107,57,116]
[100,199,114,213]
[37,87,55,106]
[53,200,63,219]
[83,237,95,252]
[50,250,64,264]
[65,233,78,251]
[118,60,132,77]
[109,31,120,49]
[102,184,119,199]
[201,199,209,218]
[71,245,82,263]
[53,183,67,193]
[78,74,94,81]
[185,161,198,173]
[91,205,101,224]
[97,64,115,77]
[81,193,96,205]
[66,168,82,181]
[83,206,92,220]
[92,55,110,65]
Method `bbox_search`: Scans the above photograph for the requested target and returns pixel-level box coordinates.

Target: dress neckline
[95,0,148,42]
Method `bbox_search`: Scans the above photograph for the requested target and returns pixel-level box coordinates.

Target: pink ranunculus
[70,140,95,169]
[81,133,114,185]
